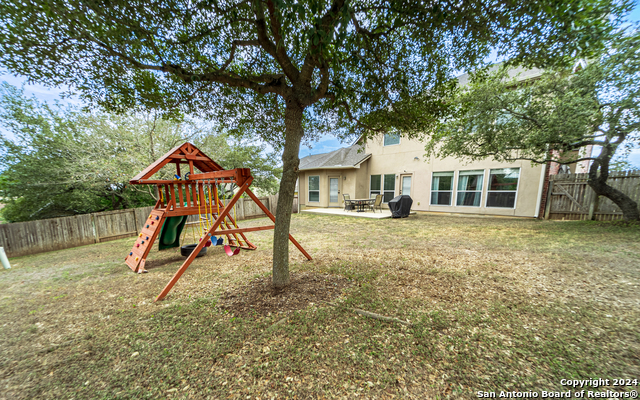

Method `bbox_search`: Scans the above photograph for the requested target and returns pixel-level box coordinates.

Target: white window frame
[369,174,382,198]
[308,175,320,203]
[456,170,485,207]
[382,174,396,203]
[430,171,455,206]
[383,133,400,146]
[486,168,521,209]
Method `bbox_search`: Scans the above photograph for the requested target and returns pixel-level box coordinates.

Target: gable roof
[130,142,223,183]
[299,144,371,171]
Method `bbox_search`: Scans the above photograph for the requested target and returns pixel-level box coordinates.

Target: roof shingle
[299,144,370,171]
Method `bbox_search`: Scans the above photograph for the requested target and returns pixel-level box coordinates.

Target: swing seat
[208,236,224,246]
[224,245,241,256]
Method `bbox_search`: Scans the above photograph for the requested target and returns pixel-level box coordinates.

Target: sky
[2,4,640,167]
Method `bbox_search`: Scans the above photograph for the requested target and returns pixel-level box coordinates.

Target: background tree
[0,0,627,286]
[196,133,282,195]
[0,83,129,222]
[0,83,281,221]
[425,31,640,221]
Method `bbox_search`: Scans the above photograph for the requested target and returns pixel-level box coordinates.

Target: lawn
[1,213,639,399]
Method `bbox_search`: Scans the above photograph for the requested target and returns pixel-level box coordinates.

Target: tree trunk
[587,145,639,221]
[272,103,304,288]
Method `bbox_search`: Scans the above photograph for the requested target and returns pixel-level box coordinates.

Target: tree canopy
[0,0,628,286]
[426,30,640,221]
[0,1,627,140]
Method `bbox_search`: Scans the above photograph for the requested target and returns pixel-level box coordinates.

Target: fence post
[91,213,99,243]
[237,197,245,221]
[270,194,278,217]
[588,194,600,221]
[132,209,139,233]
[544,180,554,220]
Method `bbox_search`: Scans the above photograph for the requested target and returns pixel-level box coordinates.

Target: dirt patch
[218,272,352,317]
[143,254,185,270]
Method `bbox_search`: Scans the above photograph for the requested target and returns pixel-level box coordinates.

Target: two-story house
[298,66,591,218]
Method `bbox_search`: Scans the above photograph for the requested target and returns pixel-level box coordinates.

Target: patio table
[350,198,376,212]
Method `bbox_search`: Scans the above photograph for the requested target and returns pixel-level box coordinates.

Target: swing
[179,222,207,257]
[217,181,242,257]
[208,183,224,247]
[224,245,241,256]
[199,184,212,247]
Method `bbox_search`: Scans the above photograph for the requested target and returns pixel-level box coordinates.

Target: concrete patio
[300,207,416,219]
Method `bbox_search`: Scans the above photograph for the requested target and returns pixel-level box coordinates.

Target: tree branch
[254,0,299,83]
[87,37,285,95]
[220,39,261,71]
[338,100,386,135]
[308,67,331,104]
[300,0,347,83]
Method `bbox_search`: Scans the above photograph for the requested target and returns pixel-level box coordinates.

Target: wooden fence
[0,194,296,258]
[544,171,640,221]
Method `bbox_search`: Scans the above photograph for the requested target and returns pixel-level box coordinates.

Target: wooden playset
[124,142,311,301]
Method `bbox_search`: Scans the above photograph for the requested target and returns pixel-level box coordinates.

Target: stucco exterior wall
[363,136,546,217]
[299,169,361,208]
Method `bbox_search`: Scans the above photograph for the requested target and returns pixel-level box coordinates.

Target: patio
[300,207,416,219]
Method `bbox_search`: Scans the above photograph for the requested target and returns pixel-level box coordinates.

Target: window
[487,168,520,208]
[371,174,396,202]
[430,172,454,205]
[308,175,319,202]
[456,170,484,207]
[383,133,400,146]
[370,175,381,198]
[383,174,396,202]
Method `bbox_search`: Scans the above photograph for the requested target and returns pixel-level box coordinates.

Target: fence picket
[547,170,639,221]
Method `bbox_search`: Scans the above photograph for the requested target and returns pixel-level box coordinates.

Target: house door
[400,175,412,197]
[329,177,340,207]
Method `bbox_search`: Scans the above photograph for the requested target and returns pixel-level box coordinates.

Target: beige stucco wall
[298,169,362,208]
[363,136,546,217]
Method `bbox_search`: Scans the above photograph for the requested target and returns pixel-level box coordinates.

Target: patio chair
[370,194,383,212]
[343,194,354,211]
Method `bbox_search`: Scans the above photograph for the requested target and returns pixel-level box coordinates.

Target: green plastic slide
[158,215,188,250]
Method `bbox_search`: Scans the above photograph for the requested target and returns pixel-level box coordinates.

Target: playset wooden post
[123,142,312,301]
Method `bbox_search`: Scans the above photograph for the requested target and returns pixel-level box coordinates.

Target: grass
[0,213,639,399]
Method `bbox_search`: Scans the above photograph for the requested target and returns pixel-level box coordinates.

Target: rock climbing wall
[125,209,166,273]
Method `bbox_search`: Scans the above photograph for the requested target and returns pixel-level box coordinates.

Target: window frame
[430,171,454,206]
[308,175,320,203]
[382,174,396,203]
[486,168,521,209]
[383,132,401,146]
[369,174,382,199]
[455,169,485,207]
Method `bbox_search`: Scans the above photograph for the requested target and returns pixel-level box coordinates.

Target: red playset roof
[130,142,223,184]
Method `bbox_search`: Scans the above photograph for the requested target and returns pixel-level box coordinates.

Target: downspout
[534,163,547,218]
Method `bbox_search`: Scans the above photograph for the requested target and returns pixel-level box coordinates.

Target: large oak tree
[0,0,627,286]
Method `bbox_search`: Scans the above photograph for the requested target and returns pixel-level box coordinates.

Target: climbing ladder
[125,209,167,273]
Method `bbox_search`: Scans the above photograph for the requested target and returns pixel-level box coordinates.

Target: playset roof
[130,142,223,183]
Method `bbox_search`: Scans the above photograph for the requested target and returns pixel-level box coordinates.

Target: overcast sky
[2,6,640,167]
